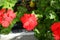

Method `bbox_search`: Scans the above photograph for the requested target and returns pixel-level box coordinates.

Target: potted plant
[0,0,60,40]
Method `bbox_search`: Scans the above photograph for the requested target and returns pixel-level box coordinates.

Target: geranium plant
[0,0,18,34]
[0,0,60,40]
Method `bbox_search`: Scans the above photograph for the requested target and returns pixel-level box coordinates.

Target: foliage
[0,0,17,9]
[34,0,60,40]
[17,6,28,18]
[0,0,60,40]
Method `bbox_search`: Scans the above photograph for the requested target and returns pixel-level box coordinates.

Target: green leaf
[0,0,17,9]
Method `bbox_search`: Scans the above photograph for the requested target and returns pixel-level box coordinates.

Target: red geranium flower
[2,21,10,28]
[0,8,6,16]
[0,8,5,24]
[7,9,16,19]
[0,8,16,28]
[5,17,13,23]
[20,14,38,31]
[53,34,60,40]
[0,17,3,24]
[51,22,60,40]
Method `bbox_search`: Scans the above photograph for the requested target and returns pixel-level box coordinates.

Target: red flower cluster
[0,8,16,28]
[20,14,38,31]
[51,22,60,40]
